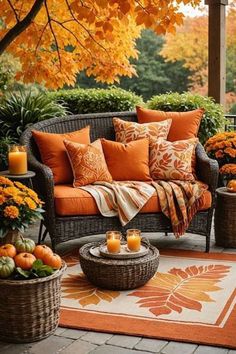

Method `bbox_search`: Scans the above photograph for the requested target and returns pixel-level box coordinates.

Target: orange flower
[0,176,14,186]
[215,150,224,159]
[13,196,24,205]
[3,186,19,197]
[224,147,236,158]
[0,195,6,205]
[220,164,236,175]
[24,197,37,210]
[4,205,19,219]
[14,181,28,191]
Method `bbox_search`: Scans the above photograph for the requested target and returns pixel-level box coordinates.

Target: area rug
[60,249,236,349]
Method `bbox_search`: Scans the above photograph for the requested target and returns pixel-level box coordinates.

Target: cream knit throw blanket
[80,180,207,236]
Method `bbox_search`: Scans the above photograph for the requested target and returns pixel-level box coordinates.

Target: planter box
[0,262,66,343]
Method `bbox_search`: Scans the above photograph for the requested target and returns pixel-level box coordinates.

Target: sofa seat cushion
[54,185,212,216]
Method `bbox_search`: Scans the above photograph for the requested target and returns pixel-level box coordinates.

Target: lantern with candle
[106,231,121,253]
[8,145,27,175]
[127,229,141,252]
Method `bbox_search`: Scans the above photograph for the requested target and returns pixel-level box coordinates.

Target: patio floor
[1,223,236,354]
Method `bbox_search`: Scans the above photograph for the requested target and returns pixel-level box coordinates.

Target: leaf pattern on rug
[62,254,80,268]
[62,273,120,306]
[129,264,231,317]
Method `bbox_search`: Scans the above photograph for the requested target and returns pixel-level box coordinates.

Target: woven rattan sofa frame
[21,111,219,252]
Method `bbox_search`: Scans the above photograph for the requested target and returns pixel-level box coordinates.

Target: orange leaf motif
[62,254,80,268]
[129,264,230,316]
[62,273,120,306]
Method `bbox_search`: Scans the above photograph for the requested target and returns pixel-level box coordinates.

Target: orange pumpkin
[227,179,236,192]
[43,253,62,269]
[0,244,17,258]
[14,253,36,270]
[33,245,53,261]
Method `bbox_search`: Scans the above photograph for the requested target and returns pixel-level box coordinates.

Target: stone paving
[1,224,236,354]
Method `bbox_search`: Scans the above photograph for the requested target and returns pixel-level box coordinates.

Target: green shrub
[147,92,226,144]
[0,90,67,141]
[0,136,15,171]
[47,87,143,115]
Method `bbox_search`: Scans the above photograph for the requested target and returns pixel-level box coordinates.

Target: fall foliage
[0,0,201,88]
[161,6,236,98]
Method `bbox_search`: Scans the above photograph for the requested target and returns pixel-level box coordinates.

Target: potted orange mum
[0,176,44,243]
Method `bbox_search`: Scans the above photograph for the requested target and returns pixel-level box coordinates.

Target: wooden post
[205,0,228,107]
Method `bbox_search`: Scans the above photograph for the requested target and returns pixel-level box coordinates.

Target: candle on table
[106,231,121,254]
[8,145,27,175]
[127,229,141,252]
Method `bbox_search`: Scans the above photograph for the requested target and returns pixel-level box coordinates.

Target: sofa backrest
[21,111,137,163]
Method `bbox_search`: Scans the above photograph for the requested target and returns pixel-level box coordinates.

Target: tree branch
[0,0,44,56]
[7,0,20,23]
[44,0,62,69]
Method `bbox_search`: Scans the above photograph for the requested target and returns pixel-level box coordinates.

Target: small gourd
[0,256,15,278]
[15,236,36,254]
[227,180,236,192]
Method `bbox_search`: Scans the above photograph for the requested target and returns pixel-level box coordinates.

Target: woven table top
[79,241,159,266]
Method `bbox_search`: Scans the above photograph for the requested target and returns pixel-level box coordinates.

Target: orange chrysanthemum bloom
[24,197,37,210]
[3,186,19,197]
[13,196,24,205]
[0,195,6,205]
[4,205,19,219]
[14,181,28,191]
[0,176,14,186]
[220,164,236,175]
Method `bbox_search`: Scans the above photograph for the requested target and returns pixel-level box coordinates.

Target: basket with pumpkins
[0,237,66,343]
[0,176,66,343]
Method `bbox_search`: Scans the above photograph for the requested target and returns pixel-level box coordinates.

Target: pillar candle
[127,234,141,252]
[8,146,27,175]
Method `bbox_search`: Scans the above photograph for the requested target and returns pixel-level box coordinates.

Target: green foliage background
[147,92,226,144]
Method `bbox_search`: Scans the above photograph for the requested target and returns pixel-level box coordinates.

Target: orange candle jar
[106,231,121,253]
[8,145,27,175]
[127,229,141,252]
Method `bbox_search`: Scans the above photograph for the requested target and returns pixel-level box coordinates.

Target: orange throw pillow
[64,139,113,187]
[150,138,198,181]
[136,106,204,141]
[113,117,171,144]
[32,127,90,184]
[101,138,151,181]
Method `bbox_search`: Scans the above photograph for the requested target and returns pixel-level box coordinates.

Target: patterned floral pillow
[113,117,172,144]
[64,139,112,187]
[150,138,198,181]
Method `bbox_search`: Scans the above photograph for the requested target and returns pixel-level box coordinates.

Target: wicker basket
[0,261,67,343]
[79,242,159,290]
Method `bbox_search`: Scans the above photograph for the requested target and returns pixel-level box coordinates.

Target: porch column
[205,0,228,107]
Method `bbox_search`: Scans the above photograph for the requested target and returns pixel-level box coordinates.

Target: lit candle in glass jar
[106,231,121,253]
[127,229,141,252]
[8,145,27,175]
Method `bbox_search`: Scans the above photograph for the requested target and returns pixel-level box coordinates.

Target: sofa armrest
[196,143,219,205]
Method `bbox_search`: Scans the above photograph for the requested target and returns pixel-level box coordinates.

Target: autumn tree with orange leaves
[0,0,201,89]
[161,6,236,99]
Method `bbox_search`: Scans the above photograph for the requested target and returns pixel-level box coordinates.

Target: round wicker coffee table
[79,242,159,290]
[215,187,236,248]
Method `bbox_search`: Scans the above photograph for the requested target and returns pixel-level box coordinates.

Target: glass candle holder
[8,145,27,175]
[127,229,141,252]
[106,231,121,254]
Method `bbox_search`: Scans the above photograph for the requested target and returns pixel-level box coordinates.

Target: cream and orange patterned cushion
[64,139,112,187]
[150,138,198,181]
[113,117,172,144]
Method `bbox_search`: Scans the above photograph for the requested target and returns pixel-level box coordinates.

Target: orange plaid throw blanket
[80,180,207,236]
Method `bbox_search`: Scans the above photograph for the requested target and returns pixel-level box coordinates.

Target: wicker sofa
[20,111,219,252]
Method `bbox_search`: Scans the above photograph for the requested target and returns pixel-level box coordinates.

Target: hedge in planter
[147,92,226,144]
[47,87,143,115]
